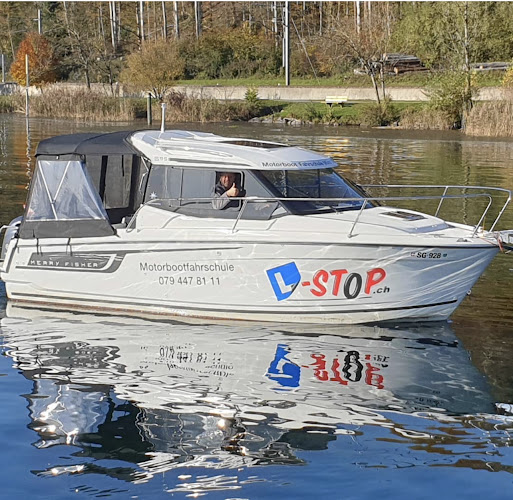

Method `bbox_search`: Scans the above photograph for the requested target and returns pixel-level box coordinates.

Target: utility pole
[1,54,5,84]
[283,1,290,86]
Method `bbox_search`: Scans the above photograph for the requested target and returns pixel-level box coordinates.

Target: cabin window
[258,168,369,213]
[25,160,109,221]
[143,166,281,220]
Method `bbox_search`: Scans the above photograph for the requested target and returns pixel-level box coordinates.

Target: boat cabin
[19,130,369,239]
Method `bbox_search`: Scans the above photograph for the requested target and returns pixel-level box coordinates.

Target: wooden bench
[325,96,348,106]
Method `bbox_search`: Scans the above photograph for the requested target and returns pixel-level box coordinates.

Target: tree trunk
[173,1,180,39]
[462,1,472,130]
[369,70,381,106]
[380,63,386,106]
[85,64,91,89]
[109,1,116,51]
[162,1,168,39]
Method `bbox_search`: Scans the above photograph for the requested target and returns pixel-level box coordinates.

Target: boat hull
[1,238,499,324]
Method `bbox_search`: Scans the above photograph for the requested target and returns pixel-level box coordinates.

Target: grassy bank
[176,71,505,88]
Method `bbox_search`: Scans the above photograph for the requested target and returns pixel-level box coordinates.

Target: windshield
[258,168,371,213]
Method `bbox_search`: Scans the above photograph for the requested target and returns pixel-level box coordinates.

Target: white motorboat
[0,129,512,324]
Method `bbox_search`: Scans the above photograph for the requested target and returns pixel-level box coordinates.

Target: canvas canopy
[19,160,114,239]
[35,130,139,157]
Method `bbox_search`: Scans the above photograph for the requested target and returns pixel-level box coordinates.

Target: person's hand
[226,183,239,197]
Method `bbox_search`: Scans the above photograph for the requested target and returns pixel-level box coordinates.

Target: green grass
[175,70,505,89]
[262,100,425,126]
[175,73,435,88]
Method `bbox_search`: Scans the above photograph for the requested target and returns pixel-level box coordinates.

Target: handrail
[361,184,512,232]
[129,190,498,237]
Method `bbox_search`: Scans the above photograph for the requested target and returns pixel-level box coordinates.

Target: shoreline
[1,87,512,138]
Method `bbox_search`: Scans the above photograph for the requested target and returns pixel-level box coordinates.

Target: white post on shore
[160,102,167,132]
[25,54,30,117]
[1,54,5,83]
[147,93,152,125]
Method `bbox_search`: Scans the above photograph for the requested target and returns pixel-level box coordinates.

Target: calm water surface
[1,115,513,498]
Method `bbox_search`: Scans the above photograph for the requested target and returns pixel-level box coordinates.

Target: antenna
[160,102,167,132]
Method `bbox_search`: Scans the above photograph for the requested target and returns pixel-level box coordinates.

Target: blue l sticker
[266,262,301,301]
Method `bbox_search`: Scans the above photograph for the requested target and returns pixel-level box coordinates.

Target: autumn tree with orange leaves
[10,32,56,87]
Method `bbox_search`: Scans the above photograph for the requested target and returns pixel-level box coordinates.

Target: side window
[182,169,216,207]
[144,165,182,204]
[103,155,132,209]
[242,171,281,220]
[84,155,102,192]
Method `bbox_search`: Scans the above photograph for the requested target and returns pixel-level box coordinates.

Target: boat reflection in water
[0,306,505,489]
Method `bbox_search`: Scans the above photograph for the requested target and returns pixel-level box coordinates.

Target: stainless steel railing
[360,184,512,233]
[126,183,511,238]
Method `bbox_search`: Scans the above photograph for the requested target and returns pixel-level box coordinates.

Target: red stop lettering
[365,268,386,295]
[330,269,348,296]
[311,270,329,297]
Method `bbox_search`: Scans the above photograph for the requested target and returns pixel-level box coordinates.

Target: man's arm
[212,190,231,210]
[212,183,239,210]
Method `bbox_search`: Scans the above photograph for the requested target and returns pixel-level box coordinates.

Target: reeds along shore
[465,100,513,137]
[0,88,261,123]
[2,87,513,137]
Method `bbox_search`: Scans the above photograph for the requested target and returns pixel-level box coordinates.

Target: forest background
[3,1,513,136]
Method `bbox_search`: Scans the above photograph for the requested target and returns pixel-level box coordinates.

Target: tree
[10,32,56,87]
[335,3,396,107]
[120,39,185,101]
[392,2,486,127]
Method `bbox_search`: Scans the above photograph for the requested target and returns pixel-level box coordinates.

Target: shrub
[0,96,18,113]
[359,99,399,126]
[426,72,476,126]
[244,87,259,105]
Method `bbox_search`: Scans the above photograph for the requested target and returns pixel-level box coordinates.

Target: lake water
[1,115,513,499]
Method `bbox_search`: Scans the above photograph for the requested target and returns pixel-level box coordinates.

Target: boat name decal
[25,253,124,273]
[261,159,335,168]
[266,262,388,301]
